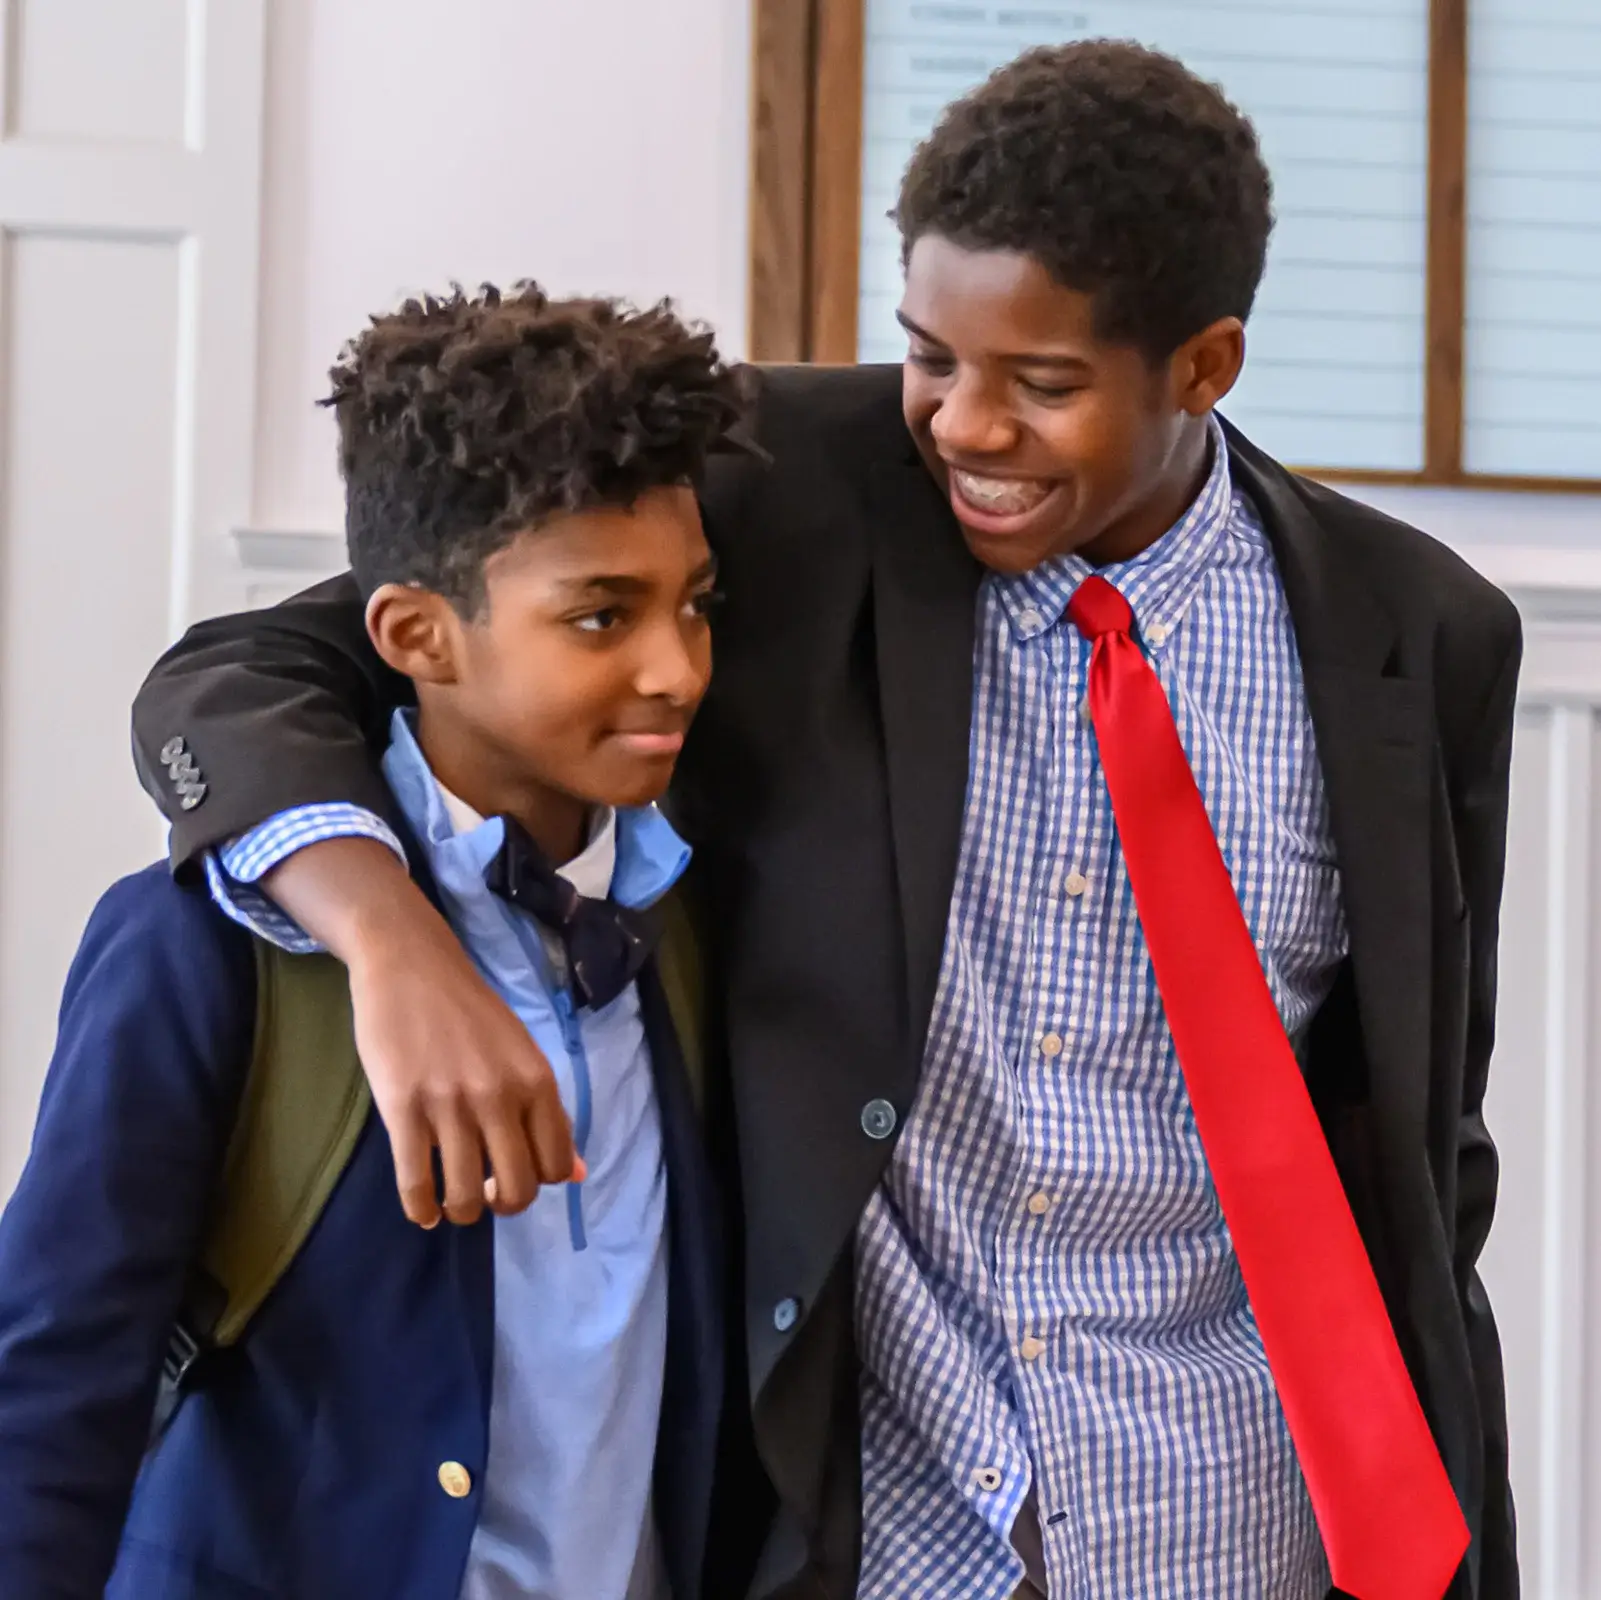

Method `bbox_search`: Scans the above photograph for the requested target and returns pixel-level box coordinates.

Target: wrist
[341,884,463,978]
[261,835,446,969]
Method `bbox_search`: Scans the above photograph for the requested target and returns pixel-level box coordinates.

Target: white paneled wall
[0,0,266,1192]
[1479,586,1601,1599]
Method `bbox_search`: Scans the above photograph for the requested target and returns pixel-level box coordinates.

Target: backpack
[155,890,705,1432]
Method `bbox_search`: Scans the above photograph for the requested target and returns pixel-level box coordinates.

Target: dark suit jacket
[0,865,722,1600]
[132,363,1521,1599]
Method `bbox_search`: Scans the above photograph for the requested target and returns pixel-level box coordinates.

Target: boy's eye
[687,588,725,619]
[572,607,622,634]
[1019,376,1082,402]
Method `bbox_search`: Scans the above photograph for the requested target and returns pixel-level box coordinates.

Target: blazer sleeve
[1448,623,1522,1598]
[0,872,256,1596]
[131,574,410,872]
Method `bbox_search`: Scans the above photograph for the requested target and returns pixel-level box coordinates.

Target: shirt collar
[381,709,689,910]
[435,781,618,900]
[991,415,1235,651]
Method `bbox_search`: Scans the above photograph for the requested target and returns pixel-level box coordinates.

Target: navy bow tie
[483,815,657,1010]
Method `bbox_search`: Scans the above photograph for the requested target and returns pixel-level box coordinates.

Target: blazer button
[773,1297,800,1333]
[860,1098,897,1140]
[437,1461,473,1499]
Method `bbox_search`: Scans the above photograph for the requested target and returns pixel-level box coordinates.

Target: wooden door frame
[748,0,864,364]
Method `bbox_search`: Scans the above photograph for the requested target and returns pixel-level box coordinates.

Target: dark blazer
[0,865,722,1600]
[132,364,1522,1599]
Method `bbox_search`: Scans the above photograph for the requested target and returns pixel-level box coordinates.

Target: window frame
[748,0,1599,492]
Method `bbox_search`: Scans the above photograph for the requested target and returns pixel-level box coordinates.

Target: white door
[0,0,266,1193]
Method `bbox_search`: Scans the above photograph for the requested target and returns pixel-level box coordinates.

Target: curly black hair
[324,282,750,613]
[895,40,1274,360]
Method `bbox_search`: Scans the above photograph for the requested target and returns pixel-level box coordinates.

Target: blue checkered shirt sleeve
[204,803,405,953]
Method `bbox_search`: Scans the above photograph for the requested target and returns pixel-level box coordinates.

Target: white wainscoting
[235,520,1601,1594]
[1475,580,1601,1600]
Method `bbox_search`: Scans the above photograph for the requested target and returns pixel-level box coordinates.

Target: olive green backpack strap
[199,939,372,1345]
[653,887,706,1116]
[156,939,371,1439]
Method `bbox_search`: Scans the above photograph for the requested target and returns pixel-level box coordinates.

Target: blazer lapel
[867,452,983,1064]
[1227,426,1434,1141]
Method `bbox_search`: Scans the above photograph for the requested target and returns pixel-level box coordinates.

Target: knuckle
[493,1180,536,1213]
[417,1082,467,1116]
[469,1079,522,1117]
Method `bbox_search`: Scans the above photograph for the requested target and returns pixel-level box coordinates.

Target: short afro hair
[324,282,750,614]
[895,40,1274,360]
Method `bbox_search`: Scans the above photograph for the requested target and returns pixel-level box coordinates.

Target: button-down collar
[991,416,1235,652]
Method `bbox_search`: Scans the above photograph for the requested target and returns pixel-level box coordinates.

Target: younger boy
[0,284,744,1599]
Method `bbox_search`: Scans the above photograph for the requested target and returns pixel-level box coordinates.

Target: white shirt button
[1017,606,1044,633]
[1146,621,1170,646]
[974,1465,1004,1493]
[1027,1191,1052,1216]
[1019,1336,1047,1362]
[1038,1032,1064,1059]
[1061,870,1088,898]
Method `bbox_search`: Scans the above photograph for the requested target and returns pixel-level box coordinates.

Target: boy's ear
[365,584,464,686]
[1171,316,1246,416]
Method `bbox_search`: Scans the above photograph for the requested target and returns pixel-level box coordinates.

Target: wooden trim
[748,0,816,361]
[1456,475,1601,497]
[806,0,866,363]
[1308,467,1601,497]
[1304,468,1435,487]
[1423,0,1468,479]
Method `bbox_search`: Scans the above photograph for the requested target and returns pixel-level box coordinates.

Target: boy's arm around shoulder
[0,869,256,1596]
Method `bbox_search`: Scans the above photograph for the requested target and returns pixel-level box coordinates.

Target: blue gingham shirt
[854,422,1346,1599]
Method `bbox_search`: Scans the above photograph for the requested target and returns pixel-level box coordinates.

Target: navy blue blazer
[0,865,724,1599]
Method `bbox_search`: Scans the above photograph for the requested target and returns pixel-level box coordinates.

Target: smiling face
[366,484,716,862]
[899,236,1246,575]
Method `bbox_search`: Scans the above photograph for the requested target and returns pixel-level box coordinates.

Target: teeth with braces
[952,470,1051,514]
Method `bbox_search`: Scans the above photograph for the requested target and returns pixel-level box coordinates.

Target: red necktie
[1067,575,1468,1600]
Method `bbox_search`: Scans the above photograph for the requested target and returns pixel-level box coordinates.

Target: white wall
[251,0,751,538]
